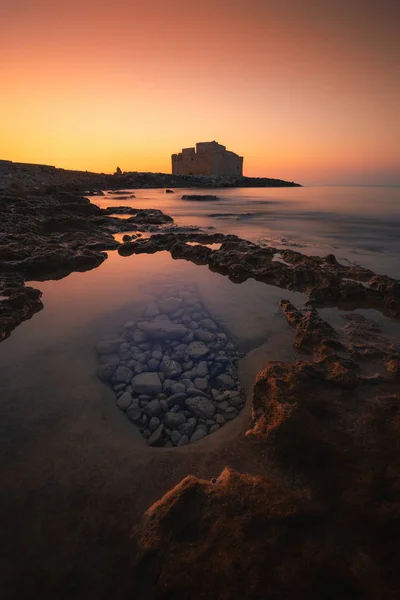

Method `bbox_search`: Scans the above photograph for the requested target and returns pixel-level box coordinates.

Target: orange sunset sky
[1,0,399,184]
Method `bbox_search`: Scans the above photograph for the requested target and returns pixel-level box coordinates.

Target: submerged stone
[186,341,210,359]
[132,372,162,396]
[185,396,216,419]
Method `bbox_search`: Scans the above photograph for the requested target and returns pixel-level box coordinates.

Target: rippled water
[1,185,399,598]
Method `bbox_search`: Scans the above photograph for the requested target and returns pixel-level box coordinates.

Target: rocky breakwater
[132,301,400,599]
[96,285,245,446]
[0,191,174,341]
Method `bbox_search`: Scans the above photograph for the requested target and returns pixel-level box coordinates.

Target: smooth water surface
[95,185,400,277]
[1,185,399,597]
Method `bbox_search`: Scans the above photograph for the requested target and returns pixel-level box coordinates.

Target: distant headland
[0,158,301,194]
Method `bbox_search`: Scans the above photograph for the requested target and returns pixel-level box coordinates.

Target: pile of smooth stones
[96,284,245,446]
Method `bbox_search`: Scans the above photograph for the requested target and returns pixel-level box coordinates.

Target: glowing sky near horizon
[1,0,399,184]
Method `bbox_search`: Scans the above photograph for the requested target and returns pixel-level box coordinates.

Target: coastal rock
[126,400,141,422]
[160,356,182,378]
[194,330,215,342]
[157,297,183,315]
[190,428,207,442]
[141,320,188,341]
[170,430,181,444]
[186,341,210,359]
[98,364,115,381]
[164,412,185,429]
[147,424,164,446]
[144,399,162,418]
[116,391,133,410]
[113,366,133,383]
[149,417,161,432]
[193,377,208,391]
[177,434,189,446]
[196,361,209,377]
[178,418,197,437]
[216,373,235,389]
[166,392,187,408]
[185,396,215,419]
[131,372,162,396]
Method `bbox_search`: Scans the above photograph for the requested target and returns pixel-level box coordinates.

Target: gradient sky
[1,0,399,184]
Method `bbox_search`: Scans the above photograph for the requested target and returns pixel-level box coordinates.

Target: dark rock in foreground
[133,305,400,599]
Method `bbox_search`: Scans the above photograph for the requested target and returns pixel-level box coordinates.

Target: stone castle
[172,141,243,177]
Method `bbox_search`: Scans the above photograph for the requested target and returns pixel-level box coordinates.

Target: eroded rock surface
[133,304,400,599]
[118,235,400,318]
[0,192,175,340]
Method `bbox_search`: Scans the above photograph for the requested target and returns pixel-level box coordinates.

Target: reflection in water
[93,185,400,277]
[1,187,400,595]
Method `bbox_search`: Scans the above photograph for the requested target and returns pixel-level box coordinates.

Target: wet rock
[209,424,220,433]
[126,400,141,421]
[157,297,183,315]
[209,362,225,378]
[222,407,238,421]
[113,366,133,383]
[186,388,209,399]
[144,399,162,418]
[216,373,235,389]
[116,391,133,410]
[144,303,160,318]
[196,361,209,377]
[131,330,148,344]
[199,318,218,331]
[148,424,164,446]
[98,364,115,381]
[178,418,197,437]
[194,377,208,391]
[185,396,216,419]
[147,358,160,371]
[230,395,244,408]
[195,330,215,342]
[177,435,189,446]
[149,417,161,432]
[132,372,162,396]
[186,341,210,359]
[190,428,207,442]
[171,382,186,395]
[160,356,182,378]
[164,412,186,429]
[141,320,188,341]
[171,430,181,444]
[166,393,187,408]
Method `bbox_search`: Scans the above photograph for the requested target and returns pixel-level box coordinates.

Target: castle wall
[172,141,243,177]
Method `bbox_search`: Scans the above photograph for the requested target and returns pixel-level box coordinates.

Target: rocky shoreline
[133,301,400,599]
[1,185,400,598]
[0,159,301,194]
